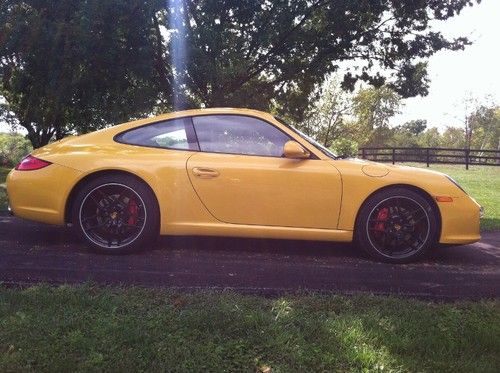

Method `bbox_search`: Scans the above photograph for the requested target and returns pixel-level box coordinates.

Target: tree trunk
[22,123,53,149]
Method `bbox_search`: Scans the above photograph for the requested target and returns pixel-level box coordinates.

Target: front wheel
[71,174,160,254]
[355,188,439,263]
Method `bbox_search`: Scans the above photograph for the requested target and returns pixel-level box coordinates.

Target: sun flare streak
[168,0,187,110]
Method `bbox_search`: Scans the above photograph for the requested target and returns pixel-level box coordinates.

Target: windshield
[274,116,338,159]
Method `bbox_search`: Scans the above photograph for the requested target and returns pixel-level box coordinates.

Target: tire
[71,174,160,254]
[354,187,439,263]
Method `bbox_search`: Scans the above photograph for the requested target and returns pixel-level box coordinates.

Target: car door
[186,114,342,229]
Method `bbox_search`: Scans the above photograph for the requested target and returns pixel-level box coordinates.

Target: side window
[192,115,291,157]
[115,117,199,150]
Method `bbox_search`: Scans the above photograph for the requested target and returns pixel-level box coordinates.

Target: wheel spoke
[89,195,103,209]
[111,192,127,210]
[86,221,108,231]
[412,214,427,223]
[409,233,424,245]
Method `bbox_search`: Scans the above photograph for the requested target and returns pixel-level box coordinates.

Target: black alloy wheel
[355,188,439,263]
[72,174,159,254]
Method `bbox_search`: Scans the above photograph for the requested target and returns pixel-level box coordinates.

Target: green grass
[0,167,10,211]
[0,285,498,372]
[400,164,500,231]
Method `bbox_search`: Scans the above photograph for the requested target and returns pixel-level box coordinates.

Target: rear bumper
[6,164,82,225]
[438,195,481,244]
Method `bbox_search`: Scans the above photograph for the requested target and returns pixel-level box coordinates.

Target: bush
[331,138,359,157]
[0,133,32,167]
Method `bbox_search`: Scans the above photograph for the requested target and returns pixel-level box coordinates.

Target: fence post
[426,148,430,167]
[361,148,366,159]
[465,149,469,170]
[392,148,395,165]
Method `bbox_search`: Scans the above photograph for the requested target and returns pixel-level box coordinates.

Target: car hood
[329,157,467,198]
[336,157,447,178]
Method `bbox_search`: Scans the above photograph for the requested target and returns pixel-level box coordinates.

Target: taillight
[15,155,52,171]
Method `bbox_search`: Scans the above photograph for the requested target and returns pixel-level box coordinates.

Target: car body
[6,108,481,262]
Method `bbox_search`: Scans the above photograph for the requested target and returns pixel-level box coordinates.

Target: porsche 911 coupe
[6,108,481,262]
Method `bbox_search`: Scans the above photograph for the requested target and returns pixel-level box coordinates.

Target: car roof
[148,107,274,121]
[100,107,276,134]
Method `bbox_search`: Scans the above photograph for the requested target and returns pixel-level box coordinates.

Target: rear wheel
[355,188,439,263]
[71,174,159,254]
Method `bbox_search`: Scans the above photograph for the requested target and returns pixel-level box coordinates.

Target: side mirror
[283,141,310,159]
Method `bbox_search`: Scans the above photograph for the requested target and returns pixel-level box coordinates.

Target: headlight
[445,175,468,194]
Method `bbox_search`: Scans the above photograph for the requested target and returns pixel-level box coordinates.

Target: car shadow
[158,235,499,267]
[2,217,498,267]
[158,235,365,261]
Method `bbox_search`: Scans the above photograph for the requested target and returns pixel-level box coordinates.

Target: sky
[1,0,499,133]
[391,0,500,129]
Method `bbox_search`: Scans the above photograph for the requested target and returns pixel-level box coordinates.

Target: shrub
[331,138,359,157]
[0,133,32,167]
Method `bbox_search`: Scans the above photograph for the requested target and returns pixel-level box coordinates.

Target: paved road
[1,215,499,299]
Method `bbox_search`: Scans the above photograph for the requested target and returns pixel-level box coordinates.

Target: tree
[0,0,165,148]
[1,0,481,147]
[300,74,353,147]
[467,105,500,150]
[447,95,500,150]
[441,126,466,149]
[391,119,427,147]
[173,0,478,121]
[417,127,441,148]
[351,86,402,146]
[0,132,32,166]
[398,120,427,136]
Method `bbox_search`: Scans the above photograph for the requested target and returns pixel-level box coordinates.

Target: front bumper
[438,195,481,245]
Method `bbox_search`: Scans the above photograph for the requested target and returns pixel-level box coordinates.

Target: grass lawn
[0,285,498,372]
[400,164,500,231]
[0,167,11,211]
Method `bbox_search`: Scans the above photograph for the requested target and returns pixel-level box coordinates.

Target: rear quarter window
[115,117,199,150]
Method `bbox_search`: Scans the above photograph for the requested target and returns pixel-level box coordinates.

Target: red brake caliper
[127,199,139,225]
[374,207,389,232]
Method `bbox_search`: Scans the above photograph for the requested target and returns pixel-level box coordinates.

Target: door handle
[192,167,220,178]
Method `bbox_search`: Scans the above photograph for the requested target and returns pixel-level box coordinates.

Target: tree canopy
[179,0,478,120]
[303,75,500,153]
[0,0,164,147]
[1,0,481,147]
[467,105,500,150]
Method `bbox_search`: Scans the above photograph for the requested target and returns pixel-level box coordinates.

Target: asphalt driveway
[1,215,499,299]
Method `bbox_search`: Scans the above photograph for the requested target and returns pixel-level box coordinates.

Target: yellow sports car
[6,108,481,262]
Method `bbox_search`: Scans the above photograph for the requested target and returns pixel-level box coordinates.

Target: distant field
[401,164,499,231]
